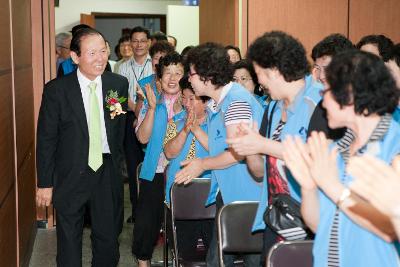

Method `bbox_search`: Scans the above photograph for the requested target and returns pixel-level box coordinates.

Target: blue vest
[206,83,263,205]
[393,105,400,123]
[165,110,211,203]
[313,118,400,267]
[253,75,322,231]
[139,103,168,181]
[61,58,77,75]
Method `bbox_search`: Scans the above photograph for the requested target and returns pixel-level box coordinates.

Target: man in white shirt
[36,28,128,266]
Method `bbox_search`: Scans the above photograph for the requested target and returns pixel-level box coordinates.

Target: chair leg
[164,204,168,267]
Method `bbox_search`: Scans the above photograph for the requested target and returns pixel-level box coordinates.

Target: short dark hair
[179,76,210,102]
[225,45,242,60]
[118,35,131,45]
[356,34,394,61]
[311,33,354,61]
[186,42,233,87]
[181,45,194,59]
[156,51,183,79]
[388,43,400,67]
[71,24,91,36]
[70,28,105,57]
[232,59,258,85]
[151,31,168,42]
[326,50,399,115]
[130,26,150,40]
[247,31,309,82]
[149,41,174,58]
[168,35,177,46]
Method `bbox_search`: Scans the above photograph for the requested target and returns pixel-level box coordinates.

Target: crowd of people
[42,24,400,267]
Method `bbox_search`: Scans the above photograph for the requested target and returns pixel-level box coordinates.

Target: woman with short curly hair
[283,50,400,267]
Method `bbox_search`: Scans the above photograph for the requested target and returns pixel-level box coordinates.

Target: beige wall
[55,0,181,33]
[167,5,199,53]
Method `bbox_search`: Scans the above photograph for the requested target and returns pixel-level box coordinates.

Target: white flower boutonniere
[105,90,127,119]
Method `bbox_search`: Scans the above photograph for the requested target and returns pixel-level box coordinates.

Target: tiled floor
[29,184,165,267]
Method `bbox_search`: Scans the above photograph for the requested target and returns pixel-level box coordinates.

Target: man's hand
[36,187,53,207]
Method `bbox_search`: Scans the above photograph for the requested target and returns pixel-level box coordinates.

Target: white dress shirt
[77,68,110,153]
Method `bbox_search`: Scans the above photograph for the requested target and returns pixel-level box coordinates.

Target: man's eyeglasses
[233,76,252,83]
[188,72,198,77]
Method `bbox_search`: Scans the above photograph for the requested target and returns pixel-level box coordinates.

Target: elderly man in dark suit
[36,27,128,267]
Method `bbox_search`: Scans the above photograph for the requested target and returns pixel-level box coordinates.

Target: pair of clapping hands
[183,107,201,134]
[222,123,400,220]
[283,131,400,220]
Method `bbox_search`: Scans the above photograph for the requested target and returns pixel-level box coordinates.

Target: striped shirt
[327,113,391,267]
[271,120,286,141]
[225,101,252,126]
[207,82,253,126]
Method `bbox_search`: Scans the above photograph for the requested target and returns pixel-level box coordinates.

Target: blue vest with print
[313,118,400,267]
[165,110,211,203]
[206,83,263,205]
[252,75,322,231]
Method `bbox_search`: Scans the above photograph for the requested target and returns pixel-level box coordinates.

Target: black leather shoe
[126,215,135,224]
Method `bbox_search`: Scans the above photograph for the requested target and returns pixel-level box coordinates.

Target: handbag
[260,102,310,240]
[263,194,309,240]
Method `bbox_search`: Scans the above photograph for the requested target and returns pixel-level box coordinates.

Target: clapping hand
[136,85,146,101]
[145,83,156,109]
[306,131,339,193]
[226,122,263,156]
[175,158,205,184]
[282,136,316,190]
[184,107,195,133]
[348,155,400,217]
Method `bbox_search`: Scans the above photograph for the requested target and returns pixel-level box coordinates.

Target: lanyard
[131,58,149,84]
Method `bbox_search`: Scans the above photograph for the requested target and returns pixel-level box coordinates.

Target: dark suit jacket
[36,70,129,210]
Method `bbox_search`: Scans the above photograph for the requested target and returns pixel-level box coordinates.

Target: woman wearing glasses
[232,59,268,107]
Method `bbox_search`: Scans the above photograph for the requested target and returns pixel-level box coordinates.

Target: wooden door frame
[91,12,167,33]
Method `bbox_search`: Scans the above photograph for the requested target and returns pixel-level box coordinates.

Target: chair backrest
[267,240,314,267]
[170,178,216,220]
[169,178,215,267]
[217,201,263,262]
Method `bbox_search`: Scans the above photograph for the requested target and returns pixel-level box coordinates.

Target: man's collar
[77,68,101,88]
[131,54,151,66]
